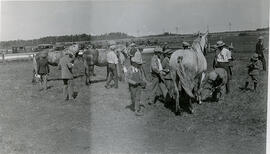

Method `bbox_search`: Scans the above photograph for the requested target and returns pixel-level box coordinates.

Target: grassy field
[0,32,268,154]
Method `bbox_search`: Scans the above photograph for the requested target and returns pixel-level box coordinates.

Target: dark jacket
[37,57,50,75]
[58,55,74,79]
[256,42,264,55]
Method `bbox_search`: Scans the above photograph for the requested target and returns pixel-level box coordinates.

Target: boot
[253,82,257,91]
[244,82,249,90]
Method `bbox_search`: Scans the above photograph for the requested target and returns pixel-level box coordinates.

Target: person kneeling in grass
[200,68,228,102]
[126,52,147,116]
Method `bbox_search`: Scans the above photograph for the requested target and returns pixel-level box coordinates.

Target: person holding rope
[148,47,168,105]
[58,51,77,101]
[126,52,147,116]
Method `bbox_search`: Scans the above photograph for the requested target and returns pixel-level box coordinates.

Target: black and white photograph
[0,0,269,153]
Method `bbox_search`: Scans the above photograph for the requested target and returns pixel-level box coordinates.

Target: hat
[78,51,84,55]
[251,53,259,60]
[110,45,117,50]
[208,71,218,81]
[182,41,190,47]
[65,49,74,56]
[216,41,226,47]
[163,49,172,55]
[130,43,136,47]
[131,51,144,64]
[228,45,234,49]
[154,47,162,53]
[258,36,264,40]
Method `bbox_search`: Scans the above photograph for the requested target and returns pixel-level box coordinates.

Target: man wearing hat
[37,52,50,91]
[73,51,85,86]
[129,43,137,58]
[126,52,147,116]
[58,51,77,100]
[182,41,190,50]
[202,68,228,102]
[255,36,266,71]
[214,40,231,93]
[105,44,119,89]
[161,50,174,100]
[148,47,168,105]
[241,53,260,91]
[162,42,169,51]
[228,44,234,78]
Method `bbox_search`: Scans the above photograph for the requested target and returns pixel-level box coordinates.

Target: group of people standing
[34,35,267,115]
[204,36,267,102]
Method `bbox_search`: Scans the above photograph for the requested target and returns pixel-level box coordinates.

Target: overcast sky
[0,0,269,41]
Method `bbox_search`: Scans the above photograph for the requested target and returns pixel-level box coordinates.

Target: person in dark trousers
[148,47,168,105]
[241,53,260,91]
[256,36,266,71]
[228,45,234,78]
[58,52,77,101]
[105,45,119,89]
[37,52,50,91]
[126,52,147,116]
[213,41,231,93]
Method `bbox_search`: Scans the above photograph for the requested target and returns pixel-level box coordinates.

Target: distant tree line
[0,32,134,49]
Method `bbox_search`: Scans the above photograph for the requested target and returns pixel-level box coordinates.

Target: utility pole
[229,22,232,31]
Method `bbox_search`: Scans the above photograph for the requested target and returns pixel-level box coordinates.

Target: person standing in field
[241,53,260,91]
[161,50,174,101]
[128,43,137,58]
[126,52,147,116]
[228,44,234,78]
[148,47,168,105]
[105,44,119,89]
[73,51,85,86]
[162,42,169,51]
[58,52,77,101]
[255,36,267,71]
[37,52,50,91]
[213,41,231,93]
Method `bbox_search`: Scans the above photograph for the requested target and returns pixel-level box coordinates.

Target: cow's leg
[92,65,96,76]
[85,67,90,86]
[171,71,180,114]
[106,65,109,80]
[199,72,206,104]
[32,69,36,84]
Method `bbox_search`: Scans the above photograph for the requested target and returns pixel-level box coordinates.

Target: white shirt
[131,66,139,73]
[157,58,163,71]
[107,50,118,64]
[217,48,230,62]
[227,50,232,60]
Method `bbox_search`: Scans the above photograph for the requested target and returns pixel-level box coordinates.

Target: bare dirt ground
[0,49,267,154]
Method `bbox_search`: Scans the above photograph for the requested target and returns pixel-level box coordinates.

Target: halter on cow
[169,31,208,114]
